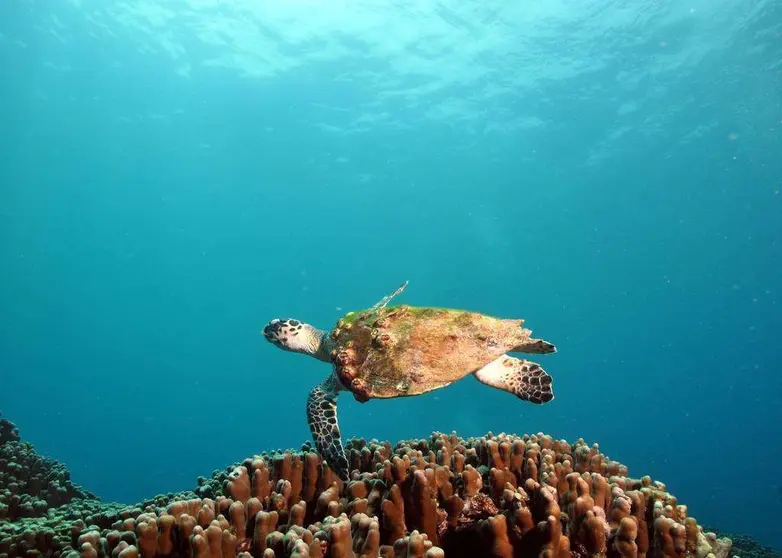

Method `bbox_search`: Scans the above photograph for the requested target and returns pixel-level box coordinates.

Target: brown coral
[0,429,735,558]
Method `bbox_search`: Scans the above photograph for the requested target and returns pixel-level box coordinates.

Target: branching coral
[0,420,736,558]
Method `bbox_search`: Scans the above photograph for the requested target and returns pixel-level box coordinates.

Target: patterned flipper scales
[306,374,350,481]
[473,355,554,404]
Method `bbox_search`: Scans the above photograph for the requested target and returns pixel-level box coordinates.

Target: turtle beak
[262,319,281,340]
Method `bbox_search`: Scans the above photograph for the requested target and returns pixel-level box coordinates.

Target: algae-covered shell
[330,306,533,400]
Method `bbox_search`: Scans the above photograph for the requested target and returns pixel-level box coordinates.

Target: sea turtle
[261,281,556,481]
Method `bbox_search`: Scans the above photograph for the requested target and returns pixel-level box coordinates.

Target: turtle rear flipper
[514,338,557,354]
[511,326,557,354]
[306,374,350,481]
[473,355,554,404]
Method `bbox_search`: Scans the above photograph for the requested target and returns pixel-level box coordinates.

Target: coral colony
[0,413,738,558]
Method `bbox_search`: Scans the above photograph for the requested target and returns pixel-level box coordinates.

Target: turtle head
[262,318,326,359]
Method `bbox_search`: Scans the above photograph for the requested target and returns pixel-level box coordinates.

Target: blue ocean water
[1,0,780,549]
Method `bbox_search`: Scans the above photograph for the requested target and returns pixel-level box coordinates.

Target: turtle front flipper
[306,373,350,481]
[473,355,554,404]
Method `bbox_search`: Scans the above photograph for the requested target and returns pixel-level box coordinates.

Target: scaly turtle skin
[262,282,556,481]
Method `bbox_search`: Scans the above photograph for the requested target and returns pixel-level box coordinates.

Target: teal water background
[1,0,780,548]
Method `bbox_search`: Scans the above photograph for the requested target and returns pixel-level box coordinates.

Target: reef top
[0,412,756,558]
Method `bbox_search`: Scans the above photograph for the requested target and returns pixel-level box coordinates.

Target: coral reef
[0,416,19,446]
[0,413,745,558]
[0,414,96,522]
[703,527,781,558]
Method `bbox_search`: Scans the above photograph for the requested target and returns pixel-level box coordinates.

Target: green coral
[703,526,781,558]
